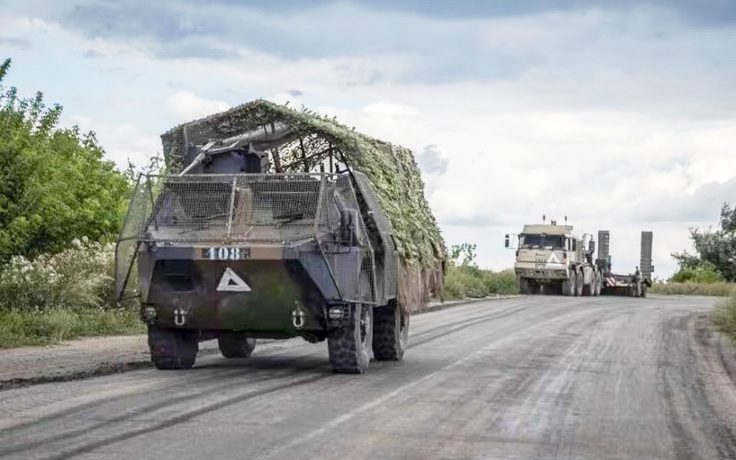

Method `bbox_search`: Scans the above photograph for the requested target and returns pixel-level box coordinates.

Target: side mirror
[504,234,510,248]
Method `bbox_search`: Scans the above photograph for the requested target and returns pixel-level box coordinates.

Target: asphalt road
[1,296,735,460]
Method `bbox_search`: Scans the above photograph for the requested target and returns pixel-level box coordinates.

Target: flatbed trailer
[596,230,653,297]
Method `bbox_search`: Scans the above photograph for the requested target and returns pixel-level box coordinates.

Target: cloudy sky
[2,0,735,278]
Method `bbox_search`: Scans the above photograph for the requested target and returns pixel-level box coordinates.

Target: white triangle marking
[217,267,251,292]
[547,253,561,264]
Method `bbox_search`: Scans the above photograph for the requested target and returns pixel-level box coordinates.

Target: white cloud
[3,3,735,279]
[362,102,420,116]
[266,91,304,108]
[66,115,161,169]
[167,90,231,121]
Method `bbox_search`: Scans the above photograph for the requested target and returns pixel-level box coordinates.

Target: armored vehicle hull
[116,100,444,374]
[118,172,408,373]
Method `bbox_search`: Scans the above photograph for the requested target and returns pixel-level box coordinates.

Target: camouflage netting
[160,99,446,313]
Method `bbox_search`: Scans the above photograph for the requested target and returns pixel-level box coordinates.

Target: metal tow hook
[173,308,187,327]
[292,302,306,329]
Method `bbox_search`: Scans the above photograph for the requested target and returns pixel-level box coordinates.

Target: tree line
[0,58,133,265]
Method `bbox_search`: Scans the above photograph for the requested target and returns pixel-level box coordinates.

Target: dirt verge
[0,296,514,390]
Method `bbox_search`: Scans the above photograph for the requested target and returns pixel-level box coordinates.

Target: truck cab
[507,220,600,296]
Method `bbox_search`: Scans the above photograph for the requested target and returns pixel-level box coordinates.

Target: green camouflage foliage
[160,99,446,266]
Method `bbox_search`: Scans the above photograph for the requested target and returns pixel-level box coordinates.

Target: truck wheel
[582,280,592,296]
[585,270,597,296]
[574,269,584,296]
[594,272,602,296]
[218,332,256,358]
[372,304,409,361]
[328,303,373,374]
[563,271,575,296]
[519,278,531,295]
[640,283,648,298]
[148,325,198,370]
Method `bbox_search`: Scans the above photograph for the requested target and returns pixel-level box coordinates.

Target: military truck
[504,218,652,297]
[115,100,445,374]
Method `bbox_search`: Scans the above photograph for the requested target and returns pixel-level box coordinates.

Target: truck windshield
[521,234,564,249]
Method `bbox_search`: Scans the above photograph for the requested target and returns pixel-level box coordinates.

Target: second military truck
[505,218,652,297]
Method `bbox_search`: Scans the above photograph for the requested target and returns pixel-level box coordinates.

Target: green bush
[443,265,517,299]
[670,261,724,283]
[0,238,115,312]
[713,294,736,340]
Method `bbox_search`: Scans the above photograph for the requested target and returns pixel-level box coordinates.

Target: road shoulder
[0,296,513,389]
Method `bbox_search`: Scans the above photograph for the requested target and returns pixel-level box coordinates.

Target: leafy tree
[671,203,736,282]
[450,243,477,267]
[0,58,133,264]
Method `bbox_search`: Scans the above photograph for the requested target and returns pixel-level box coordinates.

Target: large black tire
[328,303,373,374]
[218,332,256,359]
[372,304,409,361]
[148,325,198,370]
[563,270,577,296]
[519,278,540,295]
[582,281,592,296]
[583,270,598,296]
[574,269,584,296]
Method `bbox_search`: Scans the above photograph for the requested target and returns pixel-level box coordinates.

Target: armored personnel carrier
[115,100,445,373]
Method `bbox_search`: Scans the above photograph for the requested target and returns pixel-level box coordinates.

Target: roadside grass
[713,294,736,340]
[0,307,144,348]
[0,239,145,348]
[649,281,735,297]
[444,265,517,299]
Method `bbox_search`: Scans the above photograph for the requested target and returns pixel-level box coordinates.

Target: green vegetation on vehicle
[161,100,446,312]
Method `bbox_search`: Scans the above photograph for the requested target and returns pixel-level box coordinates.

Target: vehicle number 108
[203,247,250,260]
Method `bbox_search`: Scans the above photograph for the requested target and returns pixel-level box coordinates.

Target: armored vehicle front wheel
[147,325,198,370]
[218,332,256,358]
[328,303,373,374]
[372,304,409,361]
